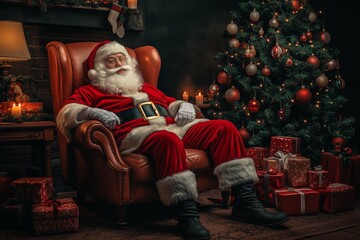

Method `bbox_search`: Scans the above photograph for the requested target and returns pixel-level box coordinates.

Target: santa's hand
[78,108,120,130]
[175,102,196,126]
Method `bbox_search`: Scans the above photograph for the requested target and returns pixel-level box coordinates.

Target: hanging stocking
[108,3,125,37]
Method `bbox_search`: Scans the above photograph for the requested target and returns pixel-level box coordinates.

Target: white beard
[92,65,144,96]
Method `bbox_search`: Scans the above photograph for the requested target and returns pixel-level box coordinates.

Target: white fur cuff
[214,158,259,190]
[156,170,198,206]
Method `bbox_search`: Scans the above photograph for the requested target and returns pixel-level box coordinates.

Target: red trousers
[137,120,247,179]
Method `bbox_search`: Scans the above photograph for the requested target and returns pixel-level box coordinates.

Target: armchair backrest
[46,41,161,184]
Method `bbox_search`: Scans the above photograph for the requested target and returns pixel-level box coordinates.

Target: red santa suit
[56,41,258,207]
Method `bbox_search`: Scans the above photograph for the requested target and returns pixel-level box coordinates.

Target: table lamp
[0,20,31,76]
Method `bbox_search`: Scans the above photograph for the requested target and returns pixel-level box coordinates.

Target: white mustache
[106,65,132,74]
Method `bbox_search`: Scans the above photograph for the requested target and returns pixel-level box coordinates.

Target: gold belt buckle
[138,101,160,120]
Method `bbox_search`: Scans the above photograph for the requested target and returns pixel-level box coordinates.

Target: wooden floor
[305,225,360,239]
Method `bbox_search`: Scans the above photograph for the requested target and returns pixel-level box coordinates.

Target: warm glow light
[127,0,137,9]
[0,21,31,62]
[182,91,189,102]
[11,103,22,118]
[195,92,204,106]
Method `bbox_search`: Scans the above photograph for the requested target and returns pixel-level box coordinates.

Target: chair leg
[115,205,128,229]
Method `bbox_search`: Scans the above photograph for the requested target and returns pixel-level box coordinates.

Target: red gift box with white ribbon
[274,187,320,215]
[307,166,329,189]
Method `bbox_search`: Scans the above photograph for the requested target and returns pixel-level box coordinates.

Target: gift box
[32,198,79,236]
[350,155,360,199]
[270,136,301,156]
[287,156,311,187]
[308,167,329,189]
[263,158,281,174]
[246,147,270,170]
[316,183,355,213]
[0,176,12,203]
[0,198,31,228]
[274,187,320,215]
[11,177,53,204]
[255,171,284,206]
[320,152,351,184]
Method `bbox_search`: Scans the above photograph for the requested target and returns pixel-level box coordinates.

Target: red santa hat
[84,40,131,81]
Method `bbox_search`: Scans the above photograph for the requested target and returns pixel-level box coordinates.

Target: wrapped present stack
[321,151,360,199]
[0,176,80,235]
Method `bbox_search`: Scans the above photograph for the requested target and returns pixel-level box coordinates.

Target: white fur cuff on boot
[156,170,198,207]
[214,158,259,190]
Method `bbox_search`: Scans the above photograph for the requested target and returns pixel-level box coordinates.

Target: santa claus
[56,41,288,240]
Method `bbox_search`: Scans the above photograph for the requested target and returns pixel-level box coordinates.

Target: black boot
[171,199,211,240]
[231,183,289,227]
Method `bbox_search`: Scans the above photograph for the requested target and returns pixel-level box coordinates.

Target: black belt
[116,101,169,124]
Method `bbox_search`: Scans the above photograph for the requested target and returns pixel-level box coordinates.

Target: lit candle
[195,92,204,106]
[128,0,137,9]
[11,103,22,118]
[182,91,189,102]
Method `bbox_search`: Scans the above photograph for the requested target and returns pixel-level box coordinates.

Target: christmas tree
[207,0,355,165]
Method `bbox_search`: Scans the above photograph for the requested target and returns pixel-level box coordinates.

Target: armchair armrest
[73,120,131,171]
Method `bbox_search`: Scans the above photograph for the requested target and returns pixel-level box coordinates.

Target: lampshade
[0,21,31,62]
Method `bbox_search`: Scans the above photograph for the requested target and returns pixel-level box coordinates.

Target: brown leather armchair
[46,41,219,227]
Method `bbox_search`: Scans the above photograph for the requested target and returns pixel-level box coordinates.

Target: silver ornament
[316,73,329,88]
[226,21,238,35]
[250,9,260,22]
[245,63,258,76]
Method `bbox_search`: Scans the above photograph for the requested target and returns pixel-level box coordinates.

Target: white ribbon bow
[273,150,296,170]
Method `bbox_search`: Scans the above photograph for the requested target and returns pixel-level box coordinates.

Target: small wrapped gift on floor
[274,187,320,215]
[269,136,301,156]
[246,147,270,170]
[32,198,79,236]
[308,166,329,189]
[316,183,355,213]
[11,177,53,204]
[255,170,284,207]
[287,156,311,187]
[0,198,31,228]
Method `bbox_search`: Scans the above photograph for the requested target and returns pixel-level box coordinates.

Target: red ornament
[300,33,307,43]
[295,86,312,104]
[331,136,346,147]
[306,55,320,68]
[277,108,285,119]
[224,86,240,103]
[217,71,229,85]
[291,0,301,10]
[271,44,283,59]
[285,58,293,67]
[247,98,260,113]
[319,30,331,45]
[261,66,271,76]
[305,30,313,40]
[238,127,251,143]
